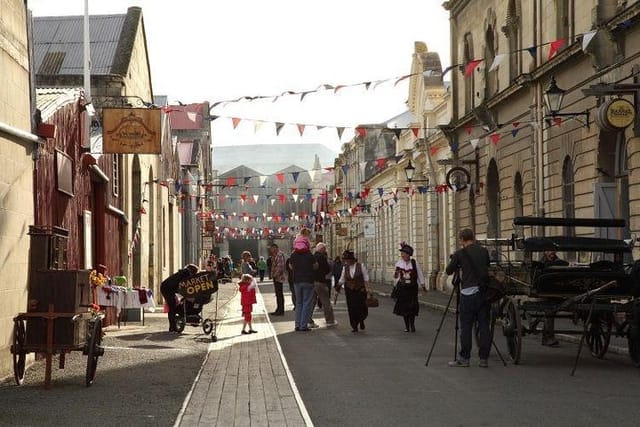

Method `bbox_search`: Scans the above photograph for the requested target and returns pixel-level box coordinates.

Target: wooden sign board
[178,272,218,299]
[102,108,161,154]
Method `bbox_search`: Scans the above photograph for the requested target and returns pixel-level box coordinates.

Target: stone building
[0,0,37,379]
[442,0,640,264]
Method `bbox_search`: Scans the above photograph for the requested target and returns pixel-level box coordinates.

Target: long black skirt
[393,283,419,317]
[345,287,368,328]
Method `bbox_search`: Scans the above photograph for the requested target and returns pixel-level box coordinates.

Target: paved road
[263,283,640,427]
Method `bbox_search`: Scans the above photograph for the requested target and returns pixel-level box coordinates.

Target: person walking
[313,243,337,327]
[393,242,425,332]
[332,256,343,291]
[238,274,258,334]
[160,264,198,333]
[285,256,297,310]
[337,250,372,333]
[445,228,491,367]
[269,243,286,316]
[256,256,267,282]
[289,238,318,331]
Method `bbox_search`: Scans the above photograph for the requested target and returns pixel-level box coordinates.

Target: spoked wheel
[502,298,522,364]
[628,303,640,368]
[586,312,613,359]
[85,318,104,387]
[202,318,214,335]
[11,320,26,385]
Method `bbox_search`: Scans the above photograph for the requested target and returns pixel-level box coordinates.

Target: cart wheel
[175,315,186,333]
[502,298,522,364]
[202,319,214,335]
[11,320,26,385]
[586,313,612,359]
[85,318,103,387]
[628,304,640,367]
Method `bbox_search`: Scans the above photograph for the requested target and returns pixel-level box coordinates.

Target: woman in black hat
[336,250,372,332]
[393,242,425,332]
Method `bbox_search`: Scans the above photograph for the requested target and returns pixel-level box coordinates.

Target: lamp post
[544,76,590,128]
[404,161,429,183]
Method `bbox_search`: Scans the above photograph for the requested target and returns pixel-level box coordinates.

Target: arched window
[486,159,501,238]
[484,24,497,98]
[463,32,475,113]
[556,0,570,44]
[504,0,521,81]
[562,156,575,237]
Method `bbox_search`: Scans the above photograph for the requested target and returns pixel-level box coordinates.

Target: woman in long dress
[393,243,426,332]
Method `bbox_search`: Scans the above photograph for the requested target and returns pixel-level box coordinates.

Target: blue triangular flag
[292,171,300,183]
[526,46,537,59]
[511,128,520,138]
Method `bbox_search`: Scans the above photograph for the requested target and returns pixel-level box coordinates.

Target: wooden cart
[10,269,105,388]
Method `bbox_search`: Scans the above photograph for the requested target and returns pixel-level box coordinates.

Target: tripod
[425,283,458,366]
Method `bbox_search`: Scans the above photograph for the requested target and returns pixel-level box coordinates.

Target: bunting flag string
[206,29,610,110]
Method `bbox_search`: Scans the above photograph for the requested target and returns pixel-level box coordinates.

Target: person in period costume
[337,250,372,333]
[393,242,426,332]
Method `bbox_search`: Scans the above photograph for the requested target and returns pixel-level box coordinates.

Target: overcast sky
[28,0,451,154]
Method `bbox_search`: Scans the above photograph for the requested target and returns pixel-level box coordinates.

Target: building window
[484,23,498,99]
[463,32,475,114]
[486,159,501,238]
[504,0,521,82]
[556,0,571,43]
[562,156,575,237]
[112,154,120,197]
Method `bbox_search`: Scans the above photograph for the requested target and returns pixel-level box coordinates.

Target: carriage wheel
[628,304,640,368]
[586,313,612,359]
[202,318,214,335]
[85,319,104,387]
[502,298,522,364]
[12,320,26,385]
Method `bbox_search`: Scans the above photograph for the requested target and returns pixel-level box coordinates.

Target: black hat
[399,243,413,256]
[341,250,356,261]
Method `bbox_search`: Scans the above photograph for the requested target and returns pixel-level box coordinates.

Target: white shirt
[338,262,369,284]
[394,258,426,286]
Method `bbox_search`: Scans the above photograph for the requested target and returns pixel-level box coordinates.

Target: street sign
[202,236,213,250]
[363,218,376,239]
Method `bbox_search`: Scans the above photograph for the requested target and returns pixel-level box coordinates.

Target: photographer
[445,228,491,368]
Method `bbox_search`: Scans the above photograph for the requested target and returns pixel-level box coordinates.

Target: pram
[175,271,220,341]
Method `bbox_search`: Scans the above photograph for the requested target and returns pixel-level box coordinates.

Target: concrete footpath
[174,279,628,426]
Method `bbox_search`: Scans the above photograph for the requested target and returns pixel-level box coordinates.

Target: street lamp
[543,76,590,128]
[404,161,429,183]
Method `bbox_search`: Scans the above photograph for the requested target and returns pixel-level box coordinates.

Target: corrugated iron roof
[36,87,82,120]
[33,14,126,75]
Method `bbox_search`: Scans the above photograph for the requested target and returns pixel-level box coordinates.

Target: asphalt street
[265,283,640,427]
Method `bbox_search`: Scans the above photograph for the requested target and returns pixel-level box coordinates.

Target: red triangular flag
[232,117,241,129]
[297,124,305,136]
[490,133,501,145]
[553,117,563,127]
[276,173,285,184]
[356,127,367,137]
[376,158,387,169]
[465,124,473,135]
[548,38,565,60]
[430,146,440,156]
[226,177,236,186]
[465,59,482,77]
[411,127,420,138]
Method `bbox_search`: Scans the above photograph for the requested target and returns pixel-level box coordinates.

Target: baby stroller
[175,272,219,341]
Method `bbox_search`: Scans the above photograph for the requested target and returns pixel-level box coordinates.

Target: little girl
[292,227,311,253]
[238,274,258,334]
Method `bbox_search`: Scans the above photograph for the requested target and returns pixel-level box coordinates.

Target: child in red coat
[238,274,258,334]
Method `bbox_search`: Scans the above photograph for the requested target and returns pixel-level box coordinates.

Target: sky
[27,0,451,154]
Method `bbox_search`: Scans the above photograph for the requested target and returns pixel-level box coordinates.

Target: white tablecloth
[95,287,156,315]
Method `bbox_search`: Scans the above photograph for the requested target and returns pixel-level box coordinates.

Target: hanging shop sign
[596,98,635,131]
[446,167,471,192]
[102,108,161,154]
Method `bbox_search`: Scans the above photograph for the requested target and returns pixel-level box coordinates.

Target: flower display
[89,270,107,287]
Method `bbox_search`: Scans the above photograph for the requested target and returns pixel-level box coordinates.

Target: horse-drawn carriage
[485,217,640,367]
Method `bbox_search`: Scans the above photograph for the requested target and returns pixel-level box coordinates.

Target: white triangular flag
[470,138,480,149]
[252,195,259,203]
[187,112,197,122]
[292,194,299,203]
[488,54,506,72]
[308,169,317,181]
[259,175,267,186]
[582,30,597,51]
[359,161,367,177]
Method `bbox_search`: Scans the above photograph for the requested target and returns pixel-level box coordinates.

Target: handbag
[390,284,399,299]
[366,295,379,307]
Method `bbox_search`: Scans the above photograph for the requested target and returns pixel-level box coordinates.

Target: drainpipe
[423,116,440,290]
